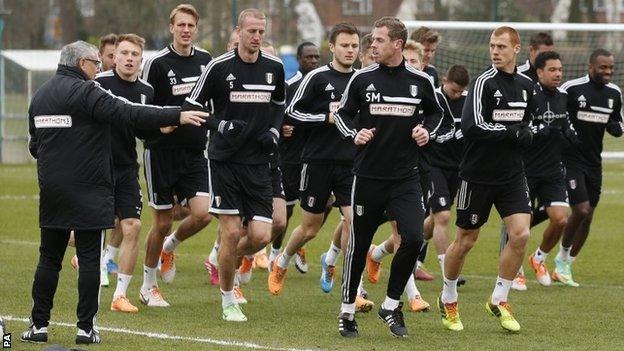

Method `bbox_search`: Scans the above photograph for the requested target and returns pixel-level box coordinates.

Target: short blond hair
[403,40,424,59]
[492,26,520,46]
[170,4,199,25]
[237,8,266,27]
[116,33,145,51]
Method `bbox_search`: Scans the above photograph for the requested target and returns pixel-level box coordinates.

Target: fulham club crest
[609,98,614,109]
[470,214,479,225]
[356,205,364,216]
[265,73,273,84]
[410,85,418,97]
[522,89,527,101]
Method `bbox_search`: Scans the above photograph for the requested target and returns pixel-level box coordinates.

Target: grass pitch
[1,163,624,350]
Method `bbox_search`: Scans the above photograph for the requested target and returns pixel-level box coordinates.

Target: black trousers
[30,228,103,332]
[342,175,425,304]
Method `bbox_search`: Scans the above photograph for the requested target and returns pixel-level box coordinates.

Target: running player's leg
[440,179,492,331]
[141,148,175,306]
[339,177,386,335]
[489,178,531,332]
[103,226,122,274]
[160,151,212,282]
[427,167,456,277]
[414,169,433,281]
[568,168,600,258]
[265,196,287,271]
[269,163,332,294]
[381,176,425,337]
[527,176,569,286]
[366,224,398,284]
[557,167,594,286]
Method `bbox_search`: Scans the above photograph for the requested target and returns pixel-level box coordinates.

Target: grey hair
[59,40,99,67]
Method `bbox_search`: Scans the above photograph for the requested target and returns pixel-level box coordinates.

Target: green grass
[1,163,624,350]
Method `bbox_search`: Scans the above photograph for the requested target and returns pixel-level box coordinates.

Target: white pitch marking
[1,316,320,351]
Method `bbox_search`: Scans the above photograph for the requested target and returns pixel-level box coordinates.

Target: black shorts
[299,162,353,214]
[428,166,460,213]
[209,160,273,223]
[353,174,425,231]
[565,164,601,207]
[143,148,209,209]
[271,166,286,200]
[456,176,531,230]
[527,173,569,208]
[114,166,142,220]
[281,163,301,205]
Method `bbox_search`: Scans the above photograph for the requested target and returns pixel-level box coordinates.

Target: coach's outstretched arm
[86,82,207,129]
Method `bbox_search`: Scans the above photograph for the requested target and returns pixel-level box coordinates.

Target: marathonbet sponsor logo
[229,91,271,103]
[34,115,72,128]
[492,109,524,121]
[171,82,196,96]
[369,104,416,117]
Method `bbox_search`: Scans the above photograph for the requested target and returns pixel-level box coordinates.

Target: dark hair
[529,32,553,48]
[360,33,373,52]
[589,48,612,64]
[410,26,440,44]
[329,22,360,44]
[373,17,408,49]
[534,51,561,70]
[296,41,316,59]
[99,33,117,53]
[446,65,470,87]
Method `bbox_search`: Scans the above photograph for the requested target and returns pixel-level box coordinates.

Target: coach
[21,41,207,345]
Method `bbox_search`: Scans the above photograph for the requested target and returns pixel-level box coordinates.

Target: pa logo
[2,333,11,348]
[569,179,577,190]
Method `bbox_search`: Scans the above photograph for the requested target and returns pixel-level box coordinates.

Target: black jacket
[28,65,181,230]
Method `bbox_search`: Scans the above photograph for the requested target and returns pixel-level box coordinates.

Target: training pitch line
[1,315,319,351]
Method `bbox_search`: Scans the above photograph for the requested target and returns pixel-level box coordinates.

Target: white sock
[208,242,219,265]
[518,266,525,276]
[104,245,119,262]
[162,233,180,253]
[221,289,235,308]
[557,244,571,262]
[269,247,280,261]
[534,247,548,263]
[416,260,423,269]
[357,278,364,296]
[404,274,421,299]
[277,252,291,269]
[381,296,400,310]
[100,252,106,270]
[491,276,513,305]
[142,265,157,291]
[114,273,132,298]
[371,243,389,262]
[441,276,458,303]
[437,254,445,276]
[234,270,240,286]
[341,302,356,315]
[325,243,341,266]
